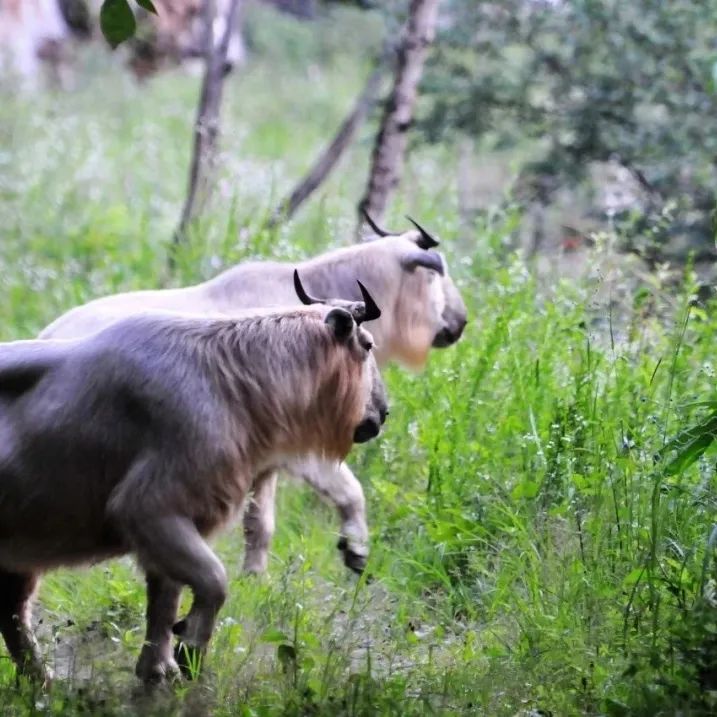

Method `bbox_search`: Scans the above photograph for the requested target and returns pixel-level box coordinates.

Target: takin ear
[400,249,445,276]
[325,308,356,342]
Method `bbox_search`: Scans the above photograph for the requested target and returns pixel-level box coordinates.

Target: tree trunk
[356,0,440,235]
[267,64,386,228]
[171,0,243,263]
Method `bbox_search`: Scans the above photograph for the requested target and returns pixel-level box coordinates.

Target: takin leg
[295,458,369,574]
[0,570,48,683]
[109,459,230,680]
[135,572,182,683]
[242,471,277,575]
[116,509,228,680]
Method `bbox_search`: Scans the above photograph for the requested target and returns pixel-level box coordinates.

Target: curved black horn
[293,269,322,305]
[362,209,396,237]
[406,216,440,249]
[400,249,445,276]
[356,280,381,323]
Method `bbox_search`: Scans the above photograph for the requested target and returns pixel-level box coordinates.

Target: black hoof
[345,551,367,574]
[337,537,367,574]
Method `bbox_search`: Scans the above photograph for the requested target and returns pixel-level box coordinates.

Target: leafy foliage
[4,7,717,715]
[422,0,717,259]
[135,0,157,12]
[659,403,717,476]
[99,0,156,48]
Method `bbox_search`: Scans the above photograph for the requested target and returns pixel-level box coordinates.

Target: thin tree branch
[267,61,387,229]
[356,0,441,236]
[171,0,242,265]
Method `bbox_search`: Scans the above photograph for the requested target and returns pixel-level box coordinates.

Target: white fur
[40,232,466,573]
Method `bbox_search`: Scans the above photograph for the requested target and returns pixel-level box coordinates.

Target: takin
[41,215,467,574]
[0,281,387,684]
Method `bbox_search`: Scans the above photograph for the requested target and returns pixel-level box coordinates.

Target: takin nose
[353,417,381,444]
[432,317,467,348]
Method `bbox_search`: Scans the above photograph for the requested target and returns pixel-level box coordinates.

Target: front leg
[135,572,182,683]
[0,570,48,684]
[119,515,227,680]
[109,459,231,680]
[295,458,369,574]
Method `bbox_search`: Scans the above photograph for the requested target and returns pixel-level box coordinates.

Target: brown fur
[0,305,384,683]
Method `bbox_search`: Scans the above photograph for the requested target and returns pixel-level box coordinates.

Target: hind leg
[242,471,277,575]
[0,570,47,683]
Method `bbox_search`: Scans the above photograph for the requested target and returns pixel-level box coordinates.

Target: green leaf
[679,399,717,411]
[659,412,717,476]
[663,432,715,476]
[135,0,158,14]
[260,627,289,644]
[622,567,645,587]
[100,0,136,48]
[511,480,539,500]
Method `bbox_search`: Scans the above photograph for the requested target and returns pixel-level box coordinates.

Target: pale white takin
[41,216,467,573]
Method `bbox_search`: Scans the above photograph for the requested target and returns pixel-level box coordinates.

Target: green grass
[2,7,717,715]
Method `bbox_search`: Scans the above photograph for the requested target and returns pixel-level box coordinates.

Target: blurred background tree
[2,0,716,271]
[357,0,441,232]
[421,0,717,266]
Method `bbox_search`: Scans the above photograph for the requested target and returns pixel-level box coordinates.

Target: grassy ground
[2,6,717,715]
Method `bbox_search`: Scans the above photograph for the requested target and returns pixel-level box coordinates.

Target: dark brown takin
[0,281,387,685]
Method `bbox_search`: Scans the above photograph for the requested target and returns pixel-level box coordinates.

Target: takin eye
[358,329,374,352]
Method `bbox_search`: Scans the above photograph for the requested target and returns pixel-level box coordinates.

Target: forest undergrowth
[2,11,717,715]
